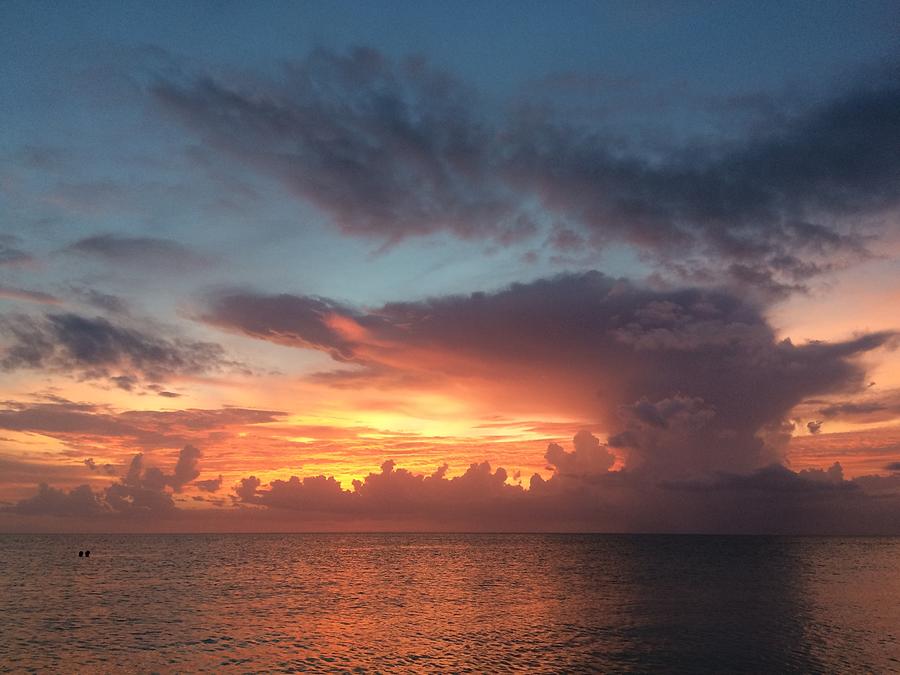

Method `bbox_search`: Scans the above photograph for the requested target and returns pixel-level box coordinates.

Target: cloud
[0,236,35,267]
[155,48,900,294]
[0,286,61,305]
[84,457,116,475]
[170,444,202,491]
[6,439,900,533]
[7,446,206,519]
[545,430,616,478]
[64,234,210,272]
[69,287,130,314]
[815,389,900,424]
[798,462,845,484]
[235,475,261,502]
[0,399,284,450]
[155,48,534,248]
[225,453,900,533]
[9,483,108,518]
[0,312,230,387]
[104,453,177,515]
[201,272,895,478]
[195,475,222,492]
[200,293,359,360]
[236,458,522,522]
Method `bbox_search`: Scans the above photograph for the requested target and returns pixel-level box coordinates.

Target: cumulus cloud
[798,462,845,484]
[0,312,230,387]
[7,445,206,519]
[170,444,202,491]
[155,48,900,294]
[10,483,108,518]
[223,453,900,533]
[235,458,522,523]
[6,441,900,533]
[201,272,895,478]
[545,430,616,478]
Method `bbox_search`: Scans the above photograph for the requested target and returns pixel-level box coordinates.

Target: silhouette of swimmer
[78,551,84,557]
[85,550,90,557]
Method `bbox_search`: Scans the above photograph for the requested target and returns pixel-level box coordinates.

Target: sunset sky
[2,0,899,532]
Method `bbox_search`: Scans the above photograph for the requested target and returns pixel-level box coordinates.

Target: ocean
[1,534,898,672]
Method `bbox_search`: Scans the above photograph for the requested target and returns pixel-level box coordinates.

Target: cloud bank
[6,435,899,534]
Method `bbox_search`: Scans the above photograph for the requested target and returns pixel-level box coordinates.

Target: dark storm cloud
[664,463,853,494]
[200,272,896,477]
[0,312,229,386]
[65,234,210,272]
[155,48,900,293]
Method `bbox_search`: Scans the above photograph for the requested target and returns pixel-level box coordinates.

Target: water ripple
[0,534,898,672]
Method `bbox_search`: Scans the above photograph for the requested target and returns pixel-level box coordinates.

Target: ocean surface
[1,534,898,673]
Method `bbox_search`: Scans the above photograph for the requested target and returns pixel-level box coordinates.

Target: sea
[1,534,898,673]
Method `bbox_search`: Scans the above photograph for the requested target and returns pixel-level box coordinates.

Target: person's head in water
[85,550,90,557]
[78,551,83,557]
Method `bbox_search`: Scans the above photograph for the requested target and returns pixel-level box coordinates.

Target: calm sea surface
[1,534,898,673]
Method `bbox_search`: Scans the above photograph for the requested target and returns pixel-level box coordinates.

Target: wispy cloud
[64,234,211,272]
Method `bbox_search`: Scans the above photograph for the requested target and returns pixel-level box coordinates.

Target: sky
[1,0,899,533]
